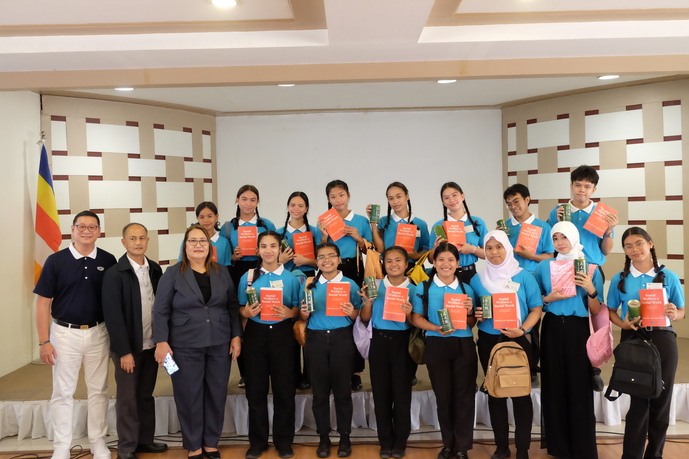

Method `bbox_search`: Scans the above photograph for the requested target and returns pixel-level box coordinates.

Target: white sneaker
[91,439,112,459]
[52,447,70,459]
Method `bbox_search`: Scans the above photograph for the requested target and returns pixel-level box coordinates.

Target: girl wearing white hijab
[470,230,542,459]
[533,221,603,459]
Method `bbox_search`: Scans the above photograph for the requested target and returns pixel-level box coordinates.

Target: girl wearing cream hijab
[470,230,542,459]
[533,221,603,459]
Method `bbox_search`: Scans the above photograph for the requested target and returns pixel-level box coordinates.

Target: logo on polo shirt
[97,266,105,271]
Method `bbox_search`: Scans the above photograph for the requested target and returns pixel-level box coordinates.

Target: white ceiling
[1,0,688,113]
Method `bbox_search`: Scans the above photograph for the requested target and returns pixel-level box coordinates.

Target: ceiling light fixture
[598,75,620,80]
[437,79,457,84]
[211,0,237,7]
[114,87,134,91]
[277,84,295,87]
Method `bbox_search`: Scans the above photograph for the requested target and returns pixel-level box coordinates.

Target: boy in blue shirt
[503,183,554,273]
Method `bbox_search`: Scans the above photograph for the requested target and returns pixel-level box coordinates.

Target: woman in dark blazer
[154,224,242,459]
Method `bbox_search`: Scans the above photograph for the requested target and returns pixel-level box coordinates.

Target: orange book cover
[443,220,466,249]
[550,260,576,298]
[259,288,283,322]
[318,208,346,242]
[583,202,618,238]
[444,293,468,329]
[292,231,315,259]
[492,291,518,329]
[237,226,258,256]
[394,223,417,253]
[211,245,218,262]
[326,282,350,316]
[515,222,541,254]
[383,286,408,323]
[640,288,667,327]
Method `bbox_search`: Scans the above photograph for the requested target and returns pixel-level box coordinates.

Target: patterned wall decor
[502,79,688,289]
[41,95,215,267]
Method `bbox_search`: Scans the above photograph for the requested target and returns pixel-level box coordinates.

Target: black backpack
[605,332,663,401]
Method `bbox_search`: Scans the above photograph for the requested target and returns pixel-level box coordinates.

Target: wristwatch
[588,290,598,299]
[519,327,526,336]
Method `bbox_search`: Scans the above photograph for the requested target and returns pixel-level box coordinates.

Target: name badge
[416,229,421,237]
[506,281,520,292]
[647,283,663,290]
[465,225,474,233]
[270,280,284,288]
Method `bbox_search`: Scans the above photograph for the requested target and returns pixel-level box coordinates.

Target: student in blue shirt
[471,231,542,459]
[411,242,477,459]
[178,202,232,266]
[237,231,302,459]
[367,182,430,270]
[359,246,416,459]
[606,227,685,459]
[221,184,277,286]
[533,221,602,459]
[429,182,487,285]
[502,184,554,272]
[299,242,362,459]
[278,191,320,278]
[546,165,618,273]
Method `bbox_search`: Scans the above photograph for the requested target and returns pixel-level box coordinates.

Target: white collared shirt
[630,264,656,278]
[383,276,410,289]
[240,215,259,225]
[510,213,535,226]
[69,243,97,259]
[343,211,355,222]
[570,200,595,214]
[260,264,286,276]
[319,271,344,283]
[446,214,467,223]
[287,223,308,233]
[433,275,459,290]
[127,255,155,350]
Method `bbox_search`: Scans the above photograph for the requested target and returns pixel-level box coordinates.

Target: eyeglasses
[187,239,209,246]
[316,253,339,260]
[74,224,100,232]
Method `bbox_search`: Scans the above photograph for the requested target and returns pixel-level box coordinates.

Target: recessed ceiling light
[277,84,295,87]
[437,79,457,84]
[598,75,620,80]
[212,0,237,7]
[114,87,134,91]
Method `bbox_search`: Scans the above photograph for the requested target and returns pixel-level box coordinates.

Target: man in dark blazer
[103,223,167,459]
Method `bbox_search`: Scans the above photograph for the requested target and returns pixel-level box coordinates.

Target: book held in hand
[639,288,668,327]
[443,221,466,249]
[238,226,258,256]
[492,291,518,329]
[318,208,347,242]
[583,202,618,238]
[515,222,541,255]
[383,286,408,322]
[326,282,350,316]
[259,288,283,322]
[550,260,576,298]
[444,292,468,329]
[394,223,417,253]
[292,231,316,259]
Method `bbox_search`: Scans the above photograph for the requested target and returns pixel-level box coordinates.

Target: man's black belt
[54,319,101,330]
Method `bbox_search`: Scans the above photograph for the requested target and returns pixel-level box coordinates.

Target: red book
[583,202,618,238]
[319,208,346,242]
[443,220,466,249]
[326,282,350,316]
[394,223,417,253]
[292,231,315,259]
[383,286,408,323]
[211,245,218,262]
[550,260,576,298]
[237,226,258,256]
[444,293,468,329]
[259,288,283,322]
[492,291,518,329]
[640,289,667,327]
[515,222,541,255]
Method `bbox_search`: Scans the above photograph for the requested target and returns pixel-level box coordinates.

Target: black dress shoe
[317,435,331,458]
[391,449,405,458]
[337,435,352,458]
[202,449,221,459]
[136,443,168,453]
[245,444,268,459]
[117,452,138,459]
[277,445,294,459]
[188,454,203,459]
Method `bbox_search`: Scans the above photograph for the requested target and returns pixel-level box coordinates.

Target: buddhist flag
[34,145,61,284]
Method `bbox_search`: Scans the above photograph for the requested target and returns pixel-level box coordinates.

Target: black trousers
[369,328,414,451]
[425,336,477,454]
[170,343,231,451]
[112,349,159,452]
[540,313,597,459]
[304,326,356,435]
[477,331,533,452]
[620,328,678,459]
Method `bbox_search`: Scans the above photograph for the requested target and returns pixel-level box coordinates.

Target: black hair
[439,182,481,238]
[503,183,531,202]
[73,210,100,226]
[250,230,282,284]
[424,242,464,288]
[121,222,148,237]
[195,201,221,232]
[325,179,350,210]
[281,191,312,242]
[382,182,412,232]
[231,185,267,230]
[307,242,341,290]
[571,165,599,186]
[381,245,409,277]
[617,227,665,293]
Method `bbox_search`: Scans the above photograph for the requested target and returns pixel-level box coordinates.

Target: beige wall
[502,79,689,336]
